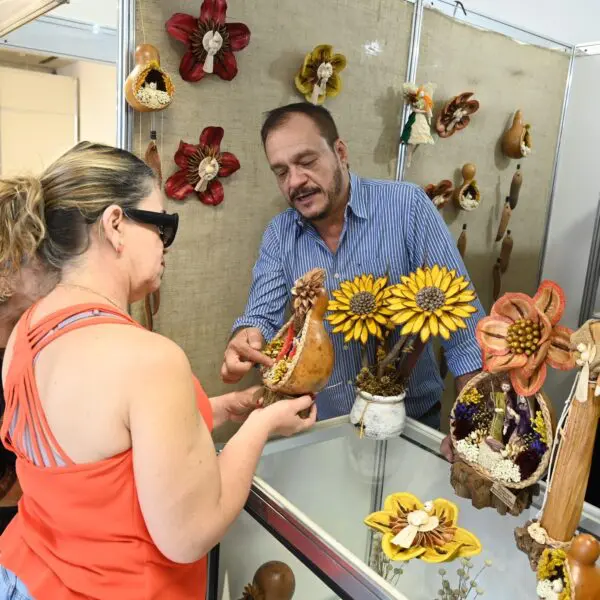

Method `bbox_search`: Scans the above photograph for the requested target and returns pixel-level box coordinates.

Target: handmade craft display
[166,0,250,82]
[495,200,512,242]
[450,281,575,516]
[400,82,435,164]
[492,259,502,302]
[516,320,600,571]
[536,535,600,600]
[436,92,480,138]
[509,164,523,210]
[294,44,347,105]
[326,267,477,439]
[454,163,481,211]
[165,126,240,206]
[261,269,334,413]
[364,492,482,563]
[502,110,532,159]
[424,180,454,210]
[239,561,296,600]
[499,231,513,273]
[125,44,175,112]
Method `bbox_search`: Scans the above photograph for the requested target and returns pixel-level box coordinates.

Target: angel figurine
[400,82,435,165]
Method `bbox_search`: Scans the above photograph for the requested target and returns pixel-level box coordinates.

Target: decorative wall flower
[165,126,240,206]
[475,281,575,396]
[364,492,482,563]
[386,266,478,343]
[326,274,393,343]
[166,0,250,82]
[295,45,347,105]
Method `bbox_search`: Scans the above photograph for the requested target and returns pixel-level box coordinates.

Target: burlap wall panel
[132,1,413,416]
[405,9,569,431]
[405,8,569,311]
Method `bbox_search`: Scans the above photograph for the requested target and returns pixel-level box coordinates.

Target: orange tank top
[0,303,213,599]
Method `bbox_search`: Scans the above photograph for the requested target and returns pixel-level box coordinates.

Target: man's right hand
[221,327,275,384]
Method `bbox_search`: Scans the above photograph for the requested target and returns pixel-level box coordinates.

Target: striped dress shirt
[232,173,485,420]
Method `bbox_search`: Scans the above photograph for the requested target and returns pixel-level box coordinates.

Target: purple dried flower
[454,403,476,421]
[530,435,547,456]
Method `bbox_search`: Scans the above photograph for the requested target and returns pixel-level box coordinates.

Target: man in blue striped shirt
[222,103,485,429]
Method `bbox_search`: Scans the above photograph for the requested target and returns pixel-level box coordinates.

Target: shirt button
[343,345,348,351]
[347,380,352,385]
[334,273,340,279]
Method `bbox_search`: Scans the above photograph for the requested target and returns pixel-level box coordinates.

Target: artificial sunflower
[165,126,240,206]
[364,492,482,563]
[326,274,393,344]
[386,266,478,343]
[475,281,575,396]
[295,44,347,105]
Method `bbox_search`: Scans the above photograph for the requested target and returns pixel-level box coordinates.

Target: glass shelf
[213,418,600,600]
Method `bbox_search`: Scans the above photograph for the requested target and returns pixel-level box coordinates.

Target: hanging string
[535,372,580,520]
[138,0,147,44]
[160,112,164,168]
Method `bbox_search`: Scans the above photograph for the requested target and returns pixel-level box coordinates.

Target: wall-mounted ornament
[436,92,480,138]
[457,224,468,258]
[495,200,512,242]
[502,110,532,159]
[499,230,513,273]
[424,180,453,210]
[165,126,240,206]
[509,164,523,210]
[400,82,435,165]
[454,163,481,211]
[294,45,347,105]
[492,259,502,302]
[124,44,175,112]
[166,0,250,82]
[364,492,482,563]
[239,561,296,600]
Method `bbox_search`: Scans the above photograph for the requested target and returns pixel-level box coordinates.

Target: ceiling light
[0,0,69,38]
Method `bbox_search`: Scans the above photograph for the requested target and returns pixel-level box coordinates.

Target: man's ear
[334,139,349,168]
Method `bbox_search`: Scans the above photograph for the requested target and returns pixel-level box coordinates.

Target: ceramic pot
[350,389,407,440]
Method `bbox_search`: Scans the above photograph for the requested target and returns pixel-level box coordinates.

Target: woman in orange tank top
[0,142,316,600]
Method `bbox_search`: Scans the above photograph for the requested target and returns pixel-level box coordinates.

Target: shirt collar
[293,171,367,229]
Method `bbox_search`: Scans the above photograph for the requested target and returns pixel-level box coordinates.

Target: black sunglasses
[123,208,179,248]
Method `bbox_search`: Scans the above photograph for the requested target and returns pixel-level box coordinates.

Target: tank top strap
[2,303,142,468]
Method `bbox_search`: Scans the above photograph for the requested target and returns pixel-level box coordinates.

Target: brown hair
[0,141,156,279]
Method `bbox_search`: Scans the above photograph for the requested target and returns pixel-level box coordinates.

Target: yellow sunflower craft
[365,493,482,563]
[295,44,347,105]
[386,266,478,343]
[326,274,393,344]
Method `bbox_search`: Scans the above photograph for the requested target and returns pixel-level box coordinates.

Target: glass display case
[211,418,600,600]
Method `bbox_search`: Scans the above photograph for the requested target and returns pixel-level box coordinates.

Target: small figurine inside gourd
[261,268,334,413]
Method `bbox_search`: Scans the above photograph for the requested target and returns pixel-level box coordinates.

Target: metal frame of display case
[578,195,600,326]
[114,1,584,598]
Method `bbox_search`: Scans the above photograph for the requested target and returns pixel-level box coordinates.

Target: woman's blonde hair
[0,141,156,278]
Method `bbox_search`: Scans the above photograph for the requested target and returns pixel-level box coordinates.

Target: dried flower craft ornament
[165,126,240,206]
[364,493,482,563]
[424,180,454,210]
[166,0,250,82]
[400,82,435,165]
[294,45,347,105]
[436,92,480,138]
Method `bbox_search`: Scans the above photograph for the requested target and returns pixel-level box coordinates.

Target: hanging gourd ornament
[124,44,175,112]
[454,163,481,211]
[502,110,532,159]
[295,45,347,105]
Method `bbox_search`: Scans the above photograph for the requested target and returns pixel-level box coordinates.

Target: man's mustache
[290,186,321,202]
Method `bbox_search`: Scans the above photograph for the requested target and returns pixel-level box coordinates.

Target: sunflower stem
[379,335,409,375]
[395,336,427,380]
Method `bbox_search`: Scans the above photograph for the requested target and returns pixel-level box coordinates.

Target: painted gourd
[124,44,175,112]
[502,110,532,159]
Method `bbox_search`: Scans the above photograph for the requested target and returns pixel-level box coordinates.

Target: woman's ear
[100,204,125,254]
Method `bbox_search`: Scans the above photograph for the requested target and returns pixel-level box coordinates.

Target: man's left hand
[225,385,264,422]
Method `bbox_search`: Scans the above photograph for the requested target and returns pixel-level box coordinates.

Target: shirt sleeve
[406,185,485,377]
[231,221,289,342]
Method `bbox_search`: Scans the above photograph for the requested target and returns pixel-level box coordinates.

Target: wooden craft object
[492,259,502,301]
[568,534,600,600]
[540,380,600,542]
[436,92,480,138]
[495,200,512,242]
[454,163,481,211]
[502,110,532,159]
[457,224,467,258]
[424,180,453,210]
[451,460,537,517]
[509,164,522,210]
[124,44,174,112]
[143,289,160,332]
[239,561,296,600]
[144,131,163,186]
[499,230,513,273]
[514,520,550,571]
